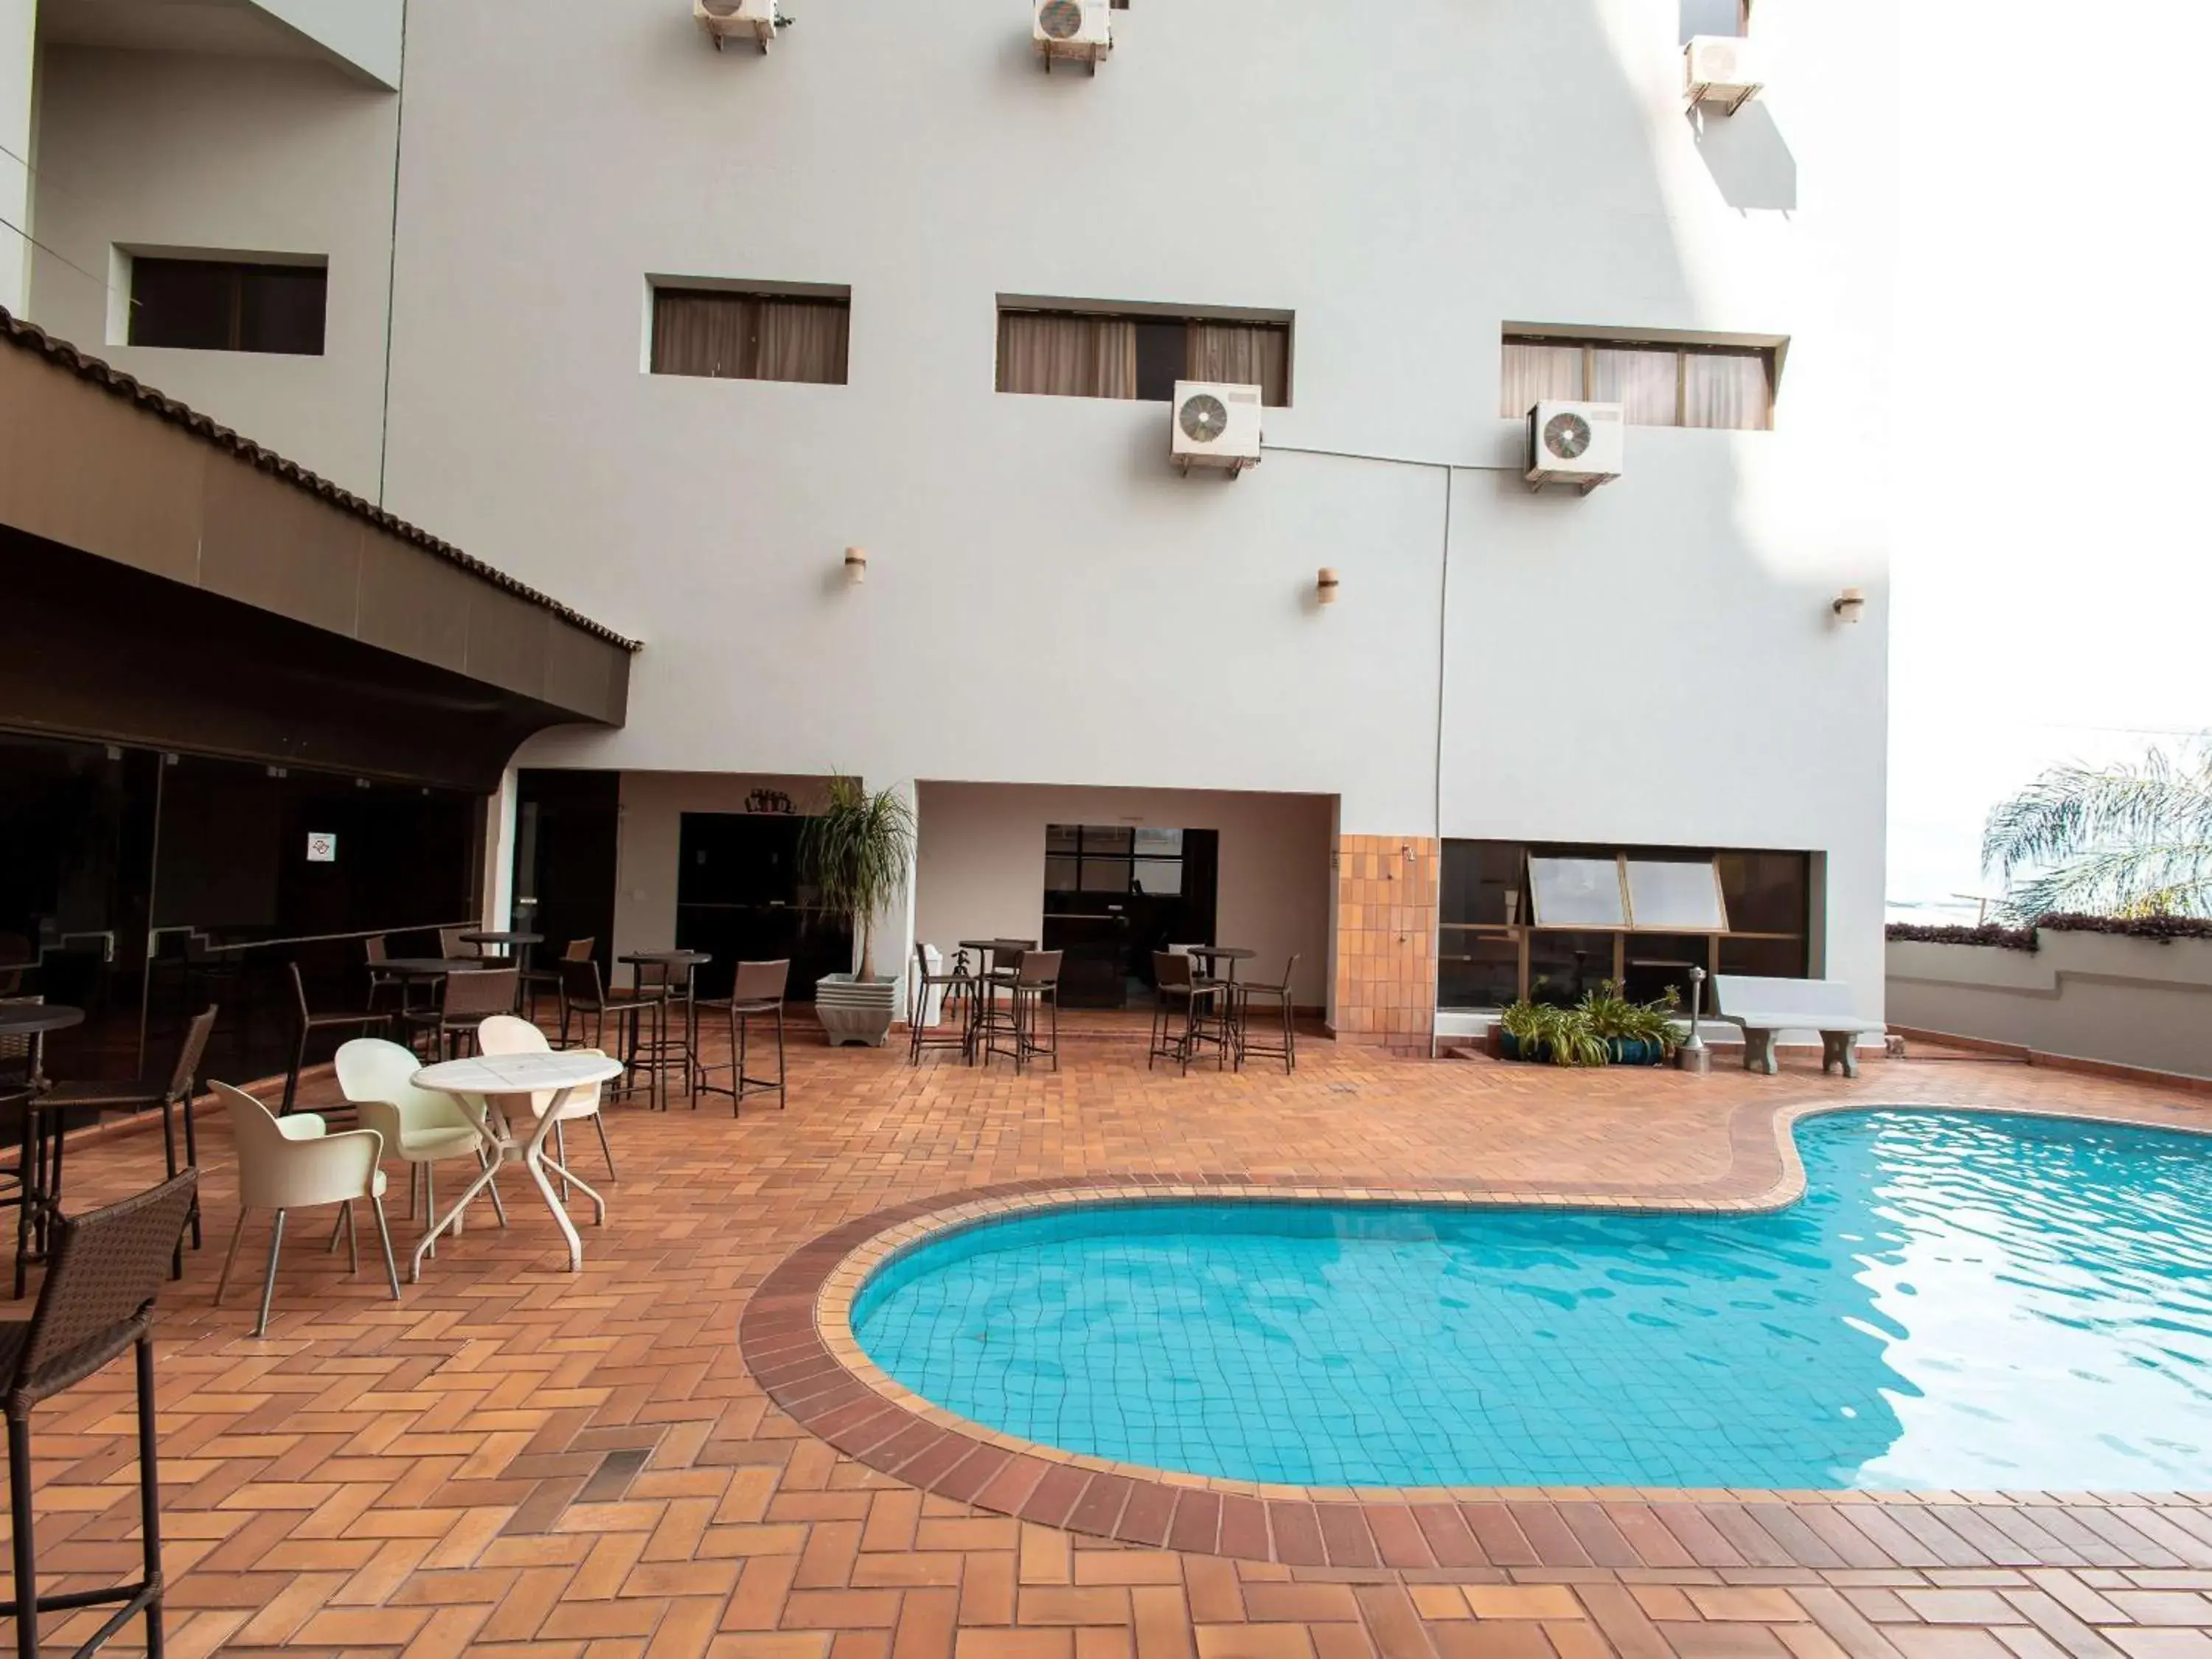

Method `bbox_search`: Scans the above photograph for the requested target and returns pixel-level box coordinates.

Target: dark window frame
[648,283,852,385]
[996,302,1294,407]
[127,255,328,356]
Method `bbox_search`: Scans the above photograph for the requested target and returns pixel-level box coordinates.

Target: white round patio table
[409,1050,625,1279]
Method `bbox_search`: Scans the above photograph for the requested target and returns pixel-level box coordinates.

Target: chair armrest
[276,1113,330,1140]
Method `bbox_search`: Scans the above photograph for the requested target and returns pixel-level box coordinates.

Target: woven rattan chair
[437,928,479,961]
[556,960,664,1105]
[18,1007,216,1297]
[2,1169,197,1658]
[364,935,403,1014]
[1148,950,1222,1076]
[428,967,519,1062]
[909,942,975,1065]
[1234,953,1299,1074]
[528,937,594,1030]
[984,949,1062,1075]
[695,960,789,1115]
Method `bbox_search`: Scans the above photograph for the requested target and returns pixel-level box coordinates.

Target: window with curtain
[998,305,1291,406]
[1500,333,1775,430]
[650,287,849,384]
[129,257,327,355]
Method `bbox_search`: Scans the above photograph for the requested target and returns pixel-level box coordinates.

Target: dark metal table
[460,930,543,960]
[958,940,1035,1062]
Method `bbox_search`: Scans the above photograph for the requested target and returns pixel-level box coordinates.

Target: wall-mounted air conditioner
[1034,0,1111,74]
[1171,382,1263,477]
[697,0,782,53]
[1685,35,1767,114]
[1525,401,1624,495]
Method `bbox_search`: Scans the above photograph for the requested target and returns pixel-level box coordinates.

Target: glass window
[651,288,850,384]
[129,257,327,355]
[1131,859,1182,896]
[1527,931,1616,1006]
[1528,857,1627,928]
[1624,859,1727,931]
[1133,827,1185,857]
[998,306,1292,406]
[1591,347,1680,426]
[1683,349,1773,431]
[1500,340,1585,416]
[1043,855,1079,893]
[1439,932,1520,1010]
[1717,851,1809,935]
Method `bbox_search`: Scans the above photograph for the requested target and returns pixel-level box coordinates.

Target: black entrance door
[674,813,852,1001]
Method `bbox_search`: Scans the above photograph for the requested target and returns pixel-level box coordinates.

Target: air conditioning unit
[1034,0,1111,73]
[1171,381,1263,477]
[1525,401,1624,495]
[697,0,782,52]
[1685,35,1767,114]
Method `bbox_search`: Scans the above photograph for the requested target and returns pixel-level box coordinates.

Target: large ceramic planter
[815,973,900,1048]
[1607,1037,1669,1066]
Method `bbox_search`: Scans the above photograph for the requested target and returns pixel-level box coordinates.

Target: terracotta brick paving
[11,1020,2212,1658]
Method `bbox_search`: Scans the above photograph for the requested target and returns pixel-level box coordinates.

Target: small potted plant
[799,772,914,1048]
[1579,980,1682,1065]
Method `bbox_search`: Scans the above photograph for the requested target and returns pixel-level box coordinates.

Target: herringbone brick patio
[10,1018,2212,1658]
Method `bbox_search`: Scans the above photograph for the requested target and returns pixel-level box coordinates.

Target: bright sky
[1886,4,2212,919]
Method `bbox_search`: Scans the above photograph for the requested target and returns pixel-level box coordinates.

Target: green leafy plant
[1579,980,1682,1058]
[796,772,914,983]
[1499,998,1609,1067]
[1981,737,2212,922]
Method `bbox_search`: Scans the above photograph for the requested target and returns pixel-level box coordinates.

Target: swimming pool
[852,1111,2212,1490]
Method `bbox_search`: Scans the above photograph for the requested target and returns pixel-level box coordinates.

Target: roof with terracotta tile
[0,305,642,653]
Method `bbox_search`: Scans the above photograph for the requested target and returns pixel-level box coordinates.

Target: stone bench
[1711,975,1887,1078]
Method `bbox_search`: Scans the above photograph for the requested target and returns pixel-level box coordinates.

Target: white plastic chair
[478,1015,616,1185]
[212,1081,398,1336]
[335,1037,508,1256]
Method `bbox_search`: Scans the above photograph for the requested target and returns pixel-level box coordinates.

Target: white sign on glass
[306,832,338,864]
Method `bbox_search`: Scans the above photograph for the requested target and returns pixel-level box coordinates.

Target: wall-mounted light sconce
[1316,567,1340,607]
[843,546,868,585]
[1831,586,1865,625]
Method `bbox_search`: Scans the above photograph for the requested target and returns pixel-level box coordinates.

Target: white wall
[1888,934,2212,1083]
[18,0,1896,1022]
[249,0,403,89]
[24,44,397,494]
[0,0,32,314]
[914,783,1334,1011]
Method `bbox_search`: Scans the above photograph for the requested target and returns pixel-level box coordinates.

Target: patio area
[15,1022,2212,1658]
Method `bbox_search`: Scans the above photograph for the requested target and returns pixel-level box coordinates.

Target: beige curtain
[1499,341,1585,417]
[754,300,849,385]
[996,312,1138,398]
[1683,351,1772,430]
[1592,347,1680,425]
[652,291,753,379]
[1185,322,1290,406]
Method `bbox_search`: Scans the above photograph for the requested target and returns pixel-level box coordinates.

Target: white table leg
[520,1086,591,1271]
[408,1096,512,1284]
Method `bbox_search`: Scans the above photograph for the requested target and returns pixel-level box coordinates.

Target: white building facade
[7,0,1894,1047]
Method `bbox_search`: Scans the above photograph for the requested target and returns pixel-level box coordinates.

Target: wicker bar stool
[1234,953,1299,1074]
[984,949,1062,1075]
[695,960,789,1115]
[531,938,594,1033]
[1148,951,1222,1075]
[3,1170,198,1658]
[18,1007,217,1298]
[909,942,975,1065]
[557,960,664,1107]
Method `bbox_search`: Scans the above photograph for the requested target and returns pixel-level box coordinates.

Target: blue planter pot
[1607,1037,1667,1066]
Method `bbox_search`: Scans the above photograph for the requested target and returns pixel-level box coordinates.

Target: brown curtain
[754,300,849,385]
[1683,351,1772,430]
[653,291,754,379]
[1185,322,1290,406]
[1592,346,1680,425]
[996,312,1138,398]
[1499,341,1585,416]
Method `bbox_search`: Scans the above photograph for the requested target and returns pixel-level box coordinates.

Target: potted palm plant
[799,773,914,1048]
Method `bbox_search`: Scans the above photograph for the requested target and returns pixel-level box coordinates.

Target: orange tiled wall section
[1330,834,1439,1052]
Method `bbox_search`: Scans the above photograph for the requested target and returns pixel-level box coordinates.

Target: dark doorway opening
[514,770,620,982]
[674,812,852,1002]
[1041,825,1220,1009]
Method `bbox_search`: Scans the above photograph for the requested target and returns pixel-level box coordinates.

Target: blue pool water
[852,1111,2212,1489]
